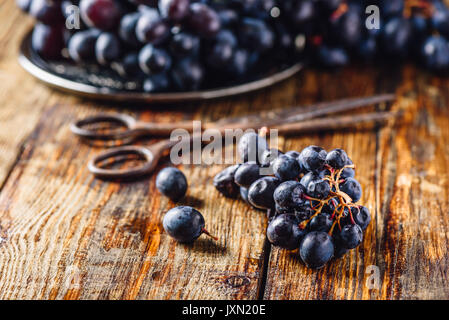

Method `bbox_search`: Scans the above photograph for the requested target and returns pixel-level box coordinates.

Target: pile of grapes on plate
[213,132,370,269]
[16,0,449,94]
[17,0,304,93]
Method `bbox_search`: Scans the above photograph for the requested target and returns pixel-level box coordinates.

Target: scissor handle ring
[88,146,156,180]
[71,113,137,141]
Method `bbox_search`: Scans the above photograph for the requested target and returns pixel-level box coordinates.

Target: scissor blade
[216,93,396,126]
[278,93,396,124]
[275,111,400,135]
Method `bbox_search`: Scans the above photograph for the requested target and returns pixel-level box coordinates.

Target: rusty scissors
[71,94,396,180]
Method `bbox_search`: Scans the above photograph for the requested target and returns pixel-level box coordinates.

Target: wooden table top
[0,2,448,300]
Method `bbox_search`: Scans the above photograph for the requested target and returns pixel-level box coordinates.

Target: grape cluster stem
[299,164,359,236]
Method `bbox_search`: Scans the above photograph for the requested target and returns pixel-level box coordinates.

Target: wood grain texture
[375,67,449,300]
[0,1,75,187]
[0,1,448,300]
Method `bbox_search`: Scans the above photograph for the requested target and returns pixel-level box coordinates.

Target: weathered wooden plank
[0,1,73,187]
[374,66,449,299]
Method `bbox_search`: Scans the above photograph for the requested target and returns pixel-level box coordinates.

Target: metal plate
[19,30,303,103]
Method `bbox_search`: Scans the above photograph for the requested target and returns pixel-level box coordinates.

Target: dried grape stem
[202,228,218,241]
[299,164,358,233]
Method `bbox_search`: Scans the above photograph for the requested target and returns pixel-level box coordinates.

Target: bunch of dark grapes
[18,0,305,92]
[17,0,449,93]
[214,132,371,269]
[16,0,449,92]
[307,0,449,72]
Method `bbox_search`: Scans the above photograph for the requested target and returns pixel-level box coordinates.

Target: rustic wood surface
[0,1,448,300]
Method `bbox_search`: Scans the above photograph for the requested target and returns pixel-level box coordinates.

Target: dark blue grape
[156,167,188,201]
[217,9,239,27]
[340,157,355,179]
[326,148,348,169]
[300,171,324,190]
[330,4,363,48]
[351,206,371,230]
[275,203,292,215]
[143,73,171,93]
[32,23,65,60]
[113,52,142,77]
[272,154,301,181]
[380,0,404,18]
[267,214,307,250]
[163,206,206,242]
[237,132,268,163]
[421,36,449,72]
[239,17,275,52]
[273,22,295,51]
[285,150,300,160]
[338,223,363,249]
[234,161,262,188]
[119,12,142,47]
[79,0,123,31]
[411,15,429,40]
[240,186,249,203]
[288,0,316,27]
[431,1,449,38]
[206,30,237,68]
[68,29,100,62]
[248,176,281,210]
[322,197,338,215]
[340,177,362,202]
[286,150,306,173]
[260,148,283,167]
[159,0,190,21]
[139,44,172,74]
[136,9,170,45]
[294,200,314,221]
[273,181,305,208]
[187,3,221,38]
[213,164,240,198]
[381,17,412,58]
[227,49,256,77]
[307,178,330,199]
[300,231,334,269]
[170,32,200,57]
[299,145,327,172]
[171,58,205,91]
[30,0,64,25]
[95,32,121,65]
[309,212,334,232]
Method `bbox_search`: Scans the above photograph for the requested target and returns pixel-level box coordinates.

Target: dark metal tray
[19,30,303,103]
